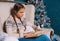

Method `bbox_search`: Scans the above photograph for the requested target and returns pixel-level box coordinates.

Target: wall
[44,0,60,35]
[14,0,27,2]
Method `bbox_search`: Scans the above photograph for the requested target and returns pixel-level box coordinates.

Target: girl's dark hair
[11,3,25,17]
[10,3,25,33]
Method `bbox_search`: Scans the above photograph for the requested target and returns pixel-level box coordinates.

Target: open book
[24,30,44,38]
[24,26,44,38]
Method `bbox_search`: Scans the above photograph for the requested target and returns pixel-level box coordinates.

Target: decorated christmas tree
[27,0,51,28]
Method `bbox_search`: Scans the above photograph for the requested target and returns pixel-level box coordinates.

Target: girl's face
[16,8,25,18]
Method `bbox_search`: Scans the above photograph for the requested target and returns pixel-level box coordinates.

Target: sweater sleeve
[5,16,19,38]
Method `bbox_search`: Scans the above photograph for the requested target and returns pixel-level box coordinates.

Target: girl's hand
[35,27,41,31]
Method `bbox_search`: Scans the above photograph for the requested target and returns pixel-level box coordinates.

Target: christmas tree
[27,0,51,28]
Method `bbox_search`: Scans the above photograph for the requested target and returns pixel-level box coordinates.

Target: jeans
[18,34,50,41]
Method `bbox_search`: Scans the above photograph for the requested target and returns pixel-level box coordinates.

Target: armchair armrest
[41,28,54,39]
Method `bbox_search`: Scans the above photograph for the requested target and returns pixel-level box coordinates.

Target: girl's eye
[20,12,24,13]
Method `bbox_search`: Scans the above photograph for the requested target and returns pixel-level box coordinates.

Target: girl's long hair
[10,3,25,33]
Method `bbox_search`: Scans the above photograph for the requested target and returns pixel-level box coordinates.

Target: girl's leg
[18,34,50,41]
[18,38,36,41]
[35,34,50,41]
